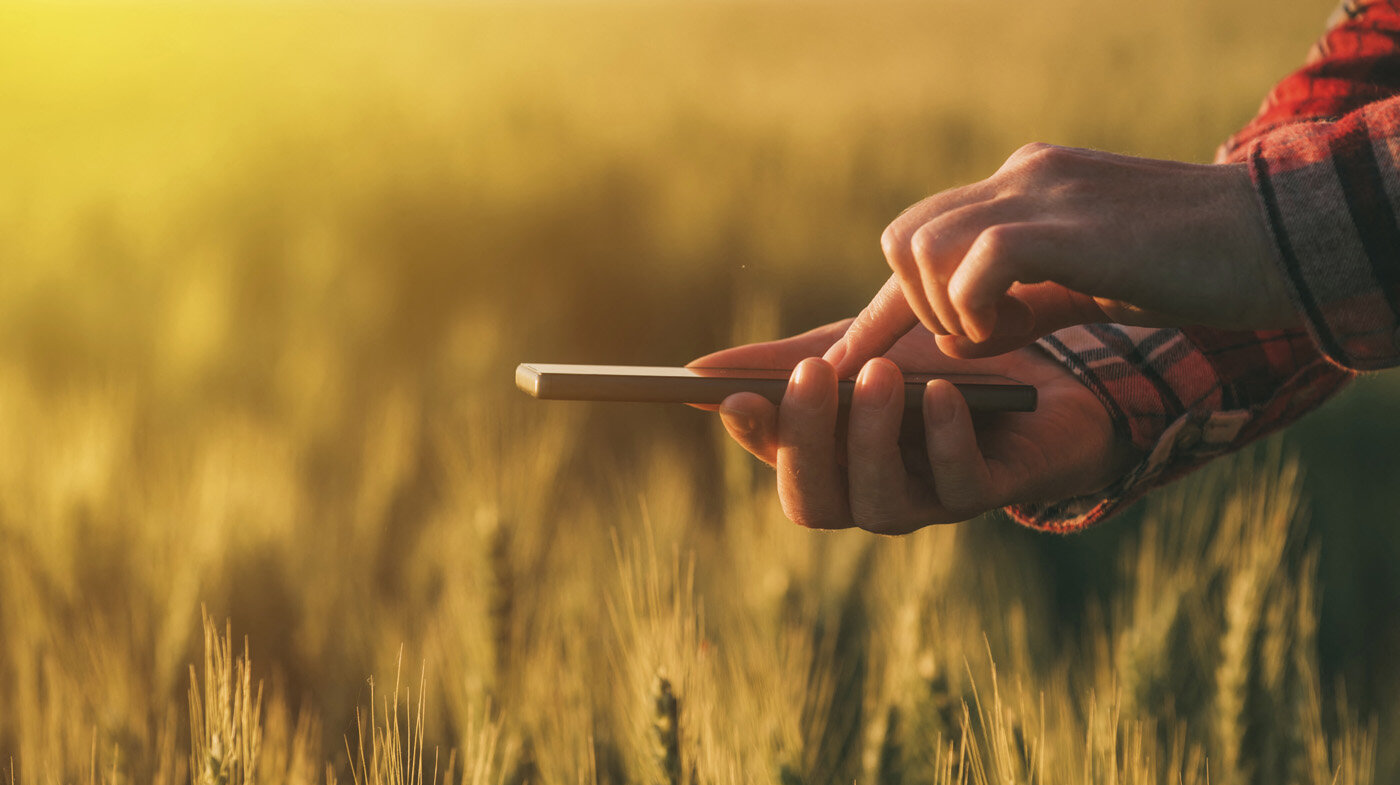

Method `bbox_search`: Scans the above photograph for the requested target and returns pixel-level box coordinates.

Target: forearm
[1006,2,1400,531]
[1221,2,1400,370]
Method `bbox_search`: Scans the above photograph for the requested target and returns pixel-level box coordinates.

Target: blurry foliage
[0,0,1396,781]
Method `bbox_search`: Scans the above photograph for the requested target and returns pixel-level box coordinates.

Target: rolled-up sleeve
[1249,98,1400,370]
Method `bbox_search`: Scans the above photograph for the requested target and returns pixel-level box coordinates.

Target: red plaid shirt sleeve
[1008,1,1400,531]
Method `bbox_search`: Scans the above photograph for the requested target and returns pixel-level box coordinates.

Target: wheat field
[2,0,1398,782]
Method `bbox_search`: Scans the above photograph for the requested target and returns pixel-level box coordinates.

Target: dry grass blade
[346,655,433,785]
[188,613,263,785]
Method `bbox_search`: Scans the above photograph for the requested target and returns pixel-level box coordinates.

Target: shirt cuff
[1005,408,1250,533]
[1248,98,1400,371]
[1003,325,1352,533]
[1002,325,1229,532]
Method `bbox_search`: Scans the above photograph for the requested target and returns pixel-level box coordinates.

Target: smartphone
[515,363,1036,412]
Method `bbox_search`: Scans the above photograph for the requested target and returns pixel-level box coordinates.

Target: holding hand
[691,319,1135,534]
[827,143,1300,366]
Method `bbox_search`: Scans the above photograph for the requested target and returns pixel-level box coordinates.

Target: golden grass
[0,339,1382,783]
[8,427,1372,783]
[0,0,1390,781]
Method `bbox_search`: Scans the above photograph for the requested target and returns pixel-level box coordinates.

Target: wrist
[1013,343,1139,497]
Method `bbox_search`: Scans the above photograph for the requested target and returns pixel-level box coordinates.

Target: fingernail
[925,380,958,424]
[857,361,897,408]
[788,360,831,408]
[720,405,757,435]
[824,340,848,371]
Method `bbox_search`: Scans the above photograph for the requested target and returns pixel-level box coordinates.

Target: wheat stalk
[652,670,682,785]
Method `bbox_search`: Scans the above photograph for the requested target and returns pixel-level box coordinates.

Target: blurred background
[1,0,1397,781]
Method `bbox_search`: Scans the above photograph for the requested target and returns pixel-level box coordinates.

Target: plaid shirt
[1010,0,1400,531]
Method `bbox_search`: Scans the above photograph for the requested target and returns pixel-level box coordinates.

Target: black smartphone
[515,363,1036,412]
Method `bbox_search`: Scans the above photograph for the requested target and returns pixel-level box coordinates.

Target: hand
[827,143,1299,365]
[689,319,1137,534]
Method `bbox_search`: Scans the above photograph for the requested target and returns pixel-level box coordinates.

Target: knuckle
[908,222,939,256]
[880,223,909,266]
[909,224,955,278]
[947,276,980,314]
[1006,142,1069,176]
[1012,141,1053,159]
[972,224,1018,260]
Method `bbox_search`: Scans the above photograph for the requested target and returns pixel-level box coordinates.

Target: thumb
[823,275,920,378]
[936,283,1110,359]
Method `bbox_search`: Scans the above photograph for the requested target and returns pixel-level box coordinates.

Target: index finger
[822,275,920,378]
[688,319,852,370]
[686,319,852,411]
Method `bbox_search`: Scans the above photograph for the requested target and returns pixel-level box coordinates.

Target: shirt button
[1176,423,1202,449]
